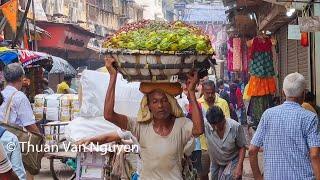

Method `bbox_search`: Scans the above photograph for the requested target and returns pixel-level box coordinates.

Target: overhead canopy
[50,56,77,76]
[0,48,52,69]
[26,21,52,40]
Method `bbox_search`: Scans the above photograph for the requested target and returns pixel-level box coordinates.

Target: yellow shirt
[243,84,251,101]
[198,94,231,150]
[302,102,317,114]
[57,82,70,94]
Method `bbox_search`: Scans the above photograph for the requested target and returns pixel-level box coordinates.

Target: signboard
[174,3,186,9]
[288,25,301,40]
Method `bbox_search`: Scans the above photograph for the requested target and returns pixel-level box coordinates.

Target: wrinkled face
[148,91,172,120]
[203,85,215,104]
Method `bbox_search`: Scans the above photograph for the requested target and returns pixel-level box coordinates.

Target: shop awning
[0,48,53,69]
[26,21,52,40]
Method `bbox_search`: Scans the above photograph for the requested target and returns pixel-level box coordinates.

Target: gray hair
[4,63,25,83]
[283,72,306,98]
[202,80,216,90]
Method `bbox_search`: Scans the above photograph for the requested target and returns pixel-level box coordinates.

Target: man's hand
[186,71,199,93]
[233,165,243,179]
[75,138,92,147]
[104,56,117,75]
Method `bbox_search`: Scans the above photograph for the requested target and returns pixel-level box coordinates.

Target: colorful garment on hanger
[233,38,242,71]
[249,52,275,77]
[247,76,276,97]
[247,95,273,130]
[242,42,249,73]
[251,37,272,53]
[227,38,233,71]
[247,36,276,96]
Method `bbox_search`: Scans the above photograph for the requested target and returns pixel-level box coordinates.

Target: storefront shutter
[278,26,288,92]
[297,41,310,89]
[277,24,310,92]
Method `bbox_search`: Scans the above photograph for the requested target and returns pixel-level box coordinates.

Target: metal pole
[11,0,32,48]
[32,0,37,51]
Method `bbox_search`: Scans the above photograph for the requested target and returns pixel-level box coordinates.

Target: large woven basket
[103,49,213,82]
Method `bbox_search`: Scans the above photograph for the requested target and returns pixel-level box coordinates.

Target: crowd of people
[0,59,320,180]
[76,57,320,180]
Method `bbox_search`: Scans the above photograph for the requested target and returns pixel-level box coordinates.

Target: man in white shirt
[0,63,39,133]
[0,142,19,180]
[0,63,39,180]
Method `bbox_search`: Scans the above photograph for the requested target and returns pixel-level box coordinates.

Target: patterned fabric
[251,37,272,53]
[247,76,276,97]
[227,38,233,71]
[247,95,272,130]
[249,52,275,77]
[242,42,249,73]
[232,38,242,71]
[251,101,320,180]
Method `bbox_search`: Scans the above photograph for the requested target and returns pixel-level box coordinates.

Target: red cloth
[236,88,244,109]
[301,32,309,47]
[227,38,233,71]
[252,37,272,53]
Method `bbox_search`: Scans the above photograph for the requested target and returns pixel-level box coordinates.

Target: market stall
[0,48,53,100]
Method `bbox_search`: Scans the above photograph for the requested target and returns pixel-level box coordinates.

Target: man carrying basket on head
[103,57,204,179]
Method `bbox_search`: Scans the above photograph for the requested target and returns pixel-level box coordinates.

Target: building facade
[36,0,143,70]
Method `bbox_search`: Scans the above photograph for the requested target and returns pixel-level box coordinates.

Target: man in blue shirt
[0,127,26,180]
[249,72,320,180]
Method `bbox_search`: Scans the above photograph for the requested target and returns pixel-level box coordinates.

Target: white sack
[79,70,143,118]
[66,70,143,142]
[65,116,120,142]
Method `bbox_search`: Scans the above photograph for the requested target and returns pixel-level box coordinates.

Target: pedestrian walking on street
[0,63,40,180]
[249,72,320,180]
[57,75,76,94]
[0,142,19,180]
[302,91,318,115]
[0,92,26,180]
[204,106,247,180]
[0,63,40,134]
[41,78,54,95]
[103,57,204,180]
[198,80,231,180]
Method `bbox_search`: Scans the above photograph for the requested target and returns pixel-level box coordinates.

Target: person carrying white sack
[99,57,204,180]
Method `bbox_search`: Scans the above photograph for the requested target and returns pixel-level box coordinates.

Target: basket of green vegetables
[102,20,214,82]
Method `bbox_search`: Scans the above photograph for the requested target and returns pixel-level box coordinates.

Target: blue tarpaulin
[0,50,19,65]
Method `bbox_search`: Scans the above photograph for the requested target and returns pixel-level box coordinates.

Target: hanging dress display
[247,36,276,130]
[227,38,233,71]
[247,37,276,96]
[233,38,242,71]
